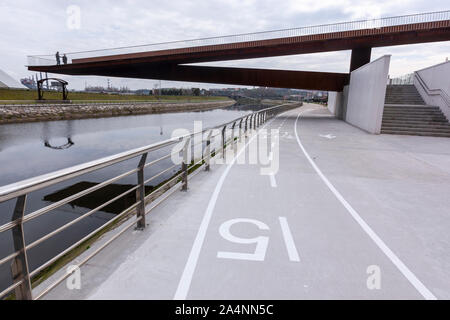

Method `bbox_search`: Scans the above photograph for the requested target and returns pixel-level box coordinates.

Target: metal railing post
[231,122,237,154]
[205,131,212,172]
[11,195,32,300]
[222,126,226,159]
[239,119,243,142]
[136,153,148,230]
[254,113,257,129]
[181,138,190,191]
[249,115,253,131]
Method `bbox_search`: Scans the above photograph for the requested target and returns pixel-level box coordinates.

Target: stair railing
[414,72,450,109]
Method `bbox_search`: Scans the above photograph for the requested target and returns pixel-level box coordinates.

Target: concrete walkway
[41,104,450,300]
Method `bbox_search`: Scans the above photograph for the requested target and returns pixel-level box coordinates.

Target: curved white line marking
[294,110,436,300]
[174,117,277,300]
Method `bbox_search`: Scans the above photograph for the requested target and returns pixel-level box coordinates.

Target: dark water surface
[0,105,258,291]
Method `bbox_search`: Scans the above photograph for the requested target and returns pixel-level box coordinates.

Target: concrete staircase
[382,85,450,137]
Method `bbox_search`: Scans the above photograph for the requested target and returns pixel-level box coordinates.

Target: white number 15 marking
[217,217,300,262]
[217,219,269,261]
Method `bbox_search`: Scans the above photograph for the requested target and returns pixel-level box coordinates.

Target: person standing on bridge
[62,54,68,65]
[55,51,61,65]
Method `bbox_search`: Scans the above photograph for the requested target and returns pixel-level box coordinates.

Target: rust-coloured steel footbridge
[28,11,450,91]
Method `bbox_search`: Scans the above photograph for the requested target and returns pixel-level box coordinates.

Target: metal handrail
[414,71,450,108]
[0,104,284,202]
[27,10,450,66]
[0,102,300,300]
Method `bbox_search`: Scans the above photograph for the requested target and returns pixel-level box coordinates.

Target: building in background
[20,76,37,89]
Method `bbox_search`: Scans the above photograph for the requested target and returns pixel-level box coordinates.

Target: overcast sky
[0,0,449,90]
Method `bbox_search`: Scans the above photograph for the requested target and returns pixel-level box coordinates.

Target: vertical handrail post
[205,131,212,172]
[136,153,148,230]
[239,119,243,142]
[221,126,226,159]
[231,122,237,155]
[181,138,190,191]
[11,195,32,300]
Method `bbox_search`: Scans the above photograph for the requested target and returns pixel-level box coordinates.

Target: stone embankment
[0,100,235,124]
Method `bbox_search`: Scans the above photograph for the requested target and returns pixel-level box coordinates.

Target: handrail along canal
[0,103,299,300]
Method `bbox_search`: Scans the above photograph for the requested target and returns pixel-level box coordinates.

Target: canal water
[0,104,260,293]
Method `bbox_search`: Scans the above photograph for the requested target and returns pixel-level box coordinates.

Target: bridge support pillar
[350,47,372,72]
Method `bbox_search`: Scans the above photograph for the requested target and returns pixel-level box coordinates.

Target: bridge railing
[0,102,300,300]
[388,73,415,85]
[27,10,450,66]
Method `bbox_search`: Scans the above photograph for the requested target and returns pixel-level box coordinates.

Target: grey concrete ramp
[41,104,450,300]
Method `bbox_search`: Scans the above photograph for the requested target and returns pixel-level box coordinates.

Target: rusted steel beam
[69,20,450,65]
[26,20,449,92]
[58,64,349,91]
[29,25,450,75]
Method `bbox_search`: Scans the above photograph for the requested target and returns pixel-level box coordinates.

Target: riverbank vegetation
[0,88,230,104]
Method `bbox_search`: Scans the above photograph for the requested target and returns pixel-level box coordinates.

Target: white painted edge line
[268,130,278,188]
[174,113,282,300]
[294,111,437,300]
[279,217,301,262]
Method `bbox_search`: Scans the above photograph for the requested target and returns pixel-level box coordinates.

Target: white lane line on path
[293,111,437,300]
[174,114,281,300]
[279,217,301,262]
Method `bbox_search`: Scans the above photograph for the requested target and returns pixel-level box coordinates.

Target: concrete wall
[327,91,343,118]
[414,61,450,120]
[345,55,391,134]
[342,85,349,121]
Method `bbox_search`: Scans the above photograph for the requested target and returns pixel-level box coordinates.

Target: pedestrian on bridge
[62,54,68,65]
[55,51,61,65]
